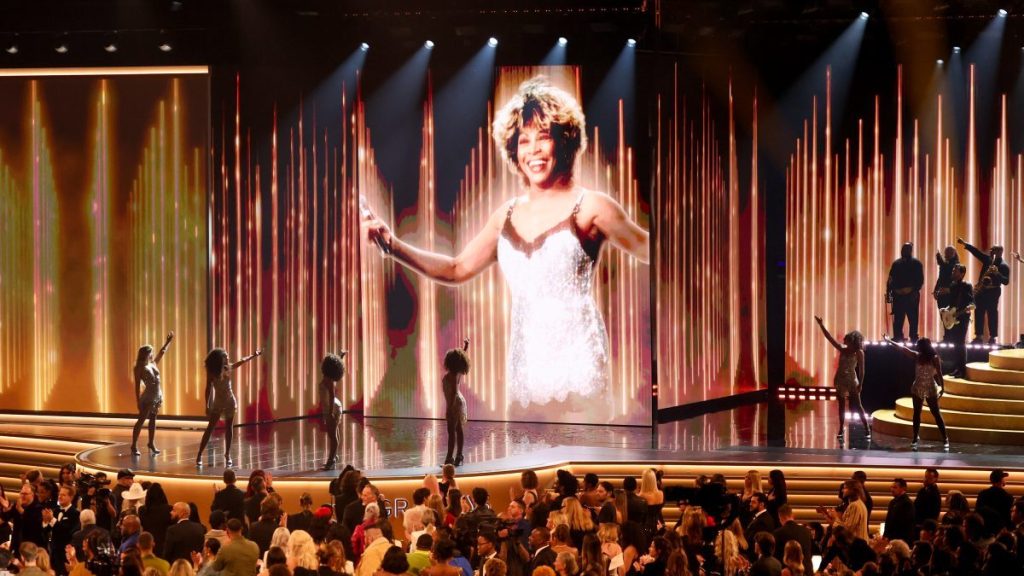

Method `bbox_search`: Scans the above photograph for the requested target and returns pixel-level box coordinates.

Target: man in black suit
[772,505,813,576]
[883,478,915,545]
[48,486,80,575]
[975,469,1013,532]
[527,528,556,574]
[914,468,941,526]
[286,493,314,533]
[744,493,776,560]
[342,482,379,533]
[211,470,246,524]
[622,477,648,529]
[1,483,46,553]
[164,502,206,564]
[750,532,782,576]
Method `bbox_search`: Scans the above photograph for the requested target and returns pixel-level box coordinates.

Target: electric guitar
[939,303,975,330]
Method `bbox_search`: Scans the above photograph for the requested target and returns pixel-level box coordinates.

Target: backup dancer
[442,339,470,466]
[320,351,347,470]
[814,316,871,442]
[131,331,174,455]
[195,347,262,467]
[883,336,950,450]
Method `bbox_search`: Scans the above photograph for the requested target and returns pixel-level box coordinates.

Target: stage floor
[66,405,1024,480]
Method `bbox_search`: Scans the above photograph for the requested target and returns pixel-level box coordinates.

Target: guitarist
[886,242,924,342]
[933,246,959,313]
[957,238,1010,344]
[945,264,974,378]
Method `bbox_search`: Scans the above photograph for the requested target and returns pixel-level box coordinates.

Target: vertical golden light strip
[90,79,112,412]
[418,85,439,418]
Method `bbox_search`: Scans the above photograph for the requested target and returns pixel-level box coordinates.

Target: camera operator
[494,501,530,576]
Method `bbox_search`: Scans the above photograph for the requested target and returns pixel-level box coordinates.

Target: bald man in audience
[164,501,206,563]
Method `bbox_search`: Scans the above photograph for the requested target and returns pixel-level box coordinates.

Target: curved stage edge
[3,413,1024,531]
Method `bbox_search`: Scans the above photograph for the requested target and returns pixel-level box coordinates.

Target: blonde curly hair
[492,76,587,183]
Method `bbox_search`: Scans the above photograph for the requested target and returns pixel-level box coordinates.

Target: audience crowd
[0,463,1021,576]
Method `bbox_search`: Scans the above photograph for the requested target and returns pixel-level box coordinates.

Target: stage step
[989,349,1024,371]
[935,393,1024,415]
[872,408,1024,444]
[945,377,1024,401]
[893,397,1024,430]
[965,362,1024,386]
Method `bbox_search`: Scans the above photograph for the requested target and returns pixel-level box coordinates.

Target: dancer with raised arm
[195,347,263,468]
[363,77,649,424]
[882,336,950,450]
[131,332,175,456]
[320,351,347,470]
[442,340,470,466]
[814,316,870,442]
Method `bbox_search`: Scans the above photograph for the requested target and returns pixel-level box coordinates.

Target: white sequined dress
[496,192,610,412]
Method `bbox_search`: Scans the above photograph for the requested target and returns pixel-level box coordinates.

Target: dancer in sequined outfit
[195,347,262,468]
[814,316,871,442]
[130,331,174,456]
[363,78,649,423]
[442,340,470,466]
[883,336,950,450]
[320,351,347,470]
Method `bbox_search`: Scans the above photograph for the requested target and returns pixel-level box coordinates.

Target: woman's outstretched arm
[589,192,650,264]
[364,204,505,285]
[814,316,843,350]
[154,331,174,364]
[230,349,262,370]
[882,334,918,359]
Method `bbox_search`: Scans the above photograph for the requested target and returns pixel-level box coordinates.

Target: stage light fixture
[5,44,17,55]
[937,59,944,65]
[159,42,173,52]
[558,37,568,46]
[488,37,498,47]
[424,40,434,49]
[104,43,118,53]
[953,46,960,53]
[360,42,369,51]
[859,11,869,20]
[55,44,69,54]
[998,8,1008,17]
[626,38,636,47]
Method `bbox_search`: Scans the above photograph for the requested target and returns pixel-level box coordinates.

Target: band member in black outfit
[946,264,974,379]
[886,242,924,342]
[319,351,347,470]
[933,246,959,309]
[957,237,1010,344]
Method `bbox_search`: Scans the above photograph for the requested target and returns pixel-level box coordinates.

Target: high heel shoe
[454,454,464,467]
[443,456,455,466]
[148,444,161,455]
[225,457,234,468]
[195,458,203,468]
[130,446,141,456]
[322,458,336,471]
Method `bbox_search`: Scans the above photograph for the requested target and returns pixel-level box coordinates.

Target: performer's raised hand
[814,315,824,326]
[956,237,965,246]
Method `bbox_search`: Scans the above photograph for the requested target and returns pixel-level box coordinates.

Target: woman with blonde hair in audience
[712,530,746,576]
[287,531,320,576]
[724,518,748,556]
[426,495,446,531]
[407,509,437,553]
[780,540,804,576]
[597,523,623,576]
[547,510,568,531]
[168,559,195,576]
[484,559,508,576]
[562,497,595,549]
[637,470,664,533]
[740,470,762,526]
[264,527,291,568]
[423,474,441,498]
[554,552,579,576]
[439,464,458,502]
[35,549,56,576]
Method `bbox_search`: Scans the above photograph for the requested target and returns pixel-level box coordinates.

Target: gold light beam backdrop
[786,65,1024,391]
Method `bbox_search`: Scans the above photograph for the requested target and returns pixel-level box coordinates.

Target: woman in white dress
[363,77,649,422]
